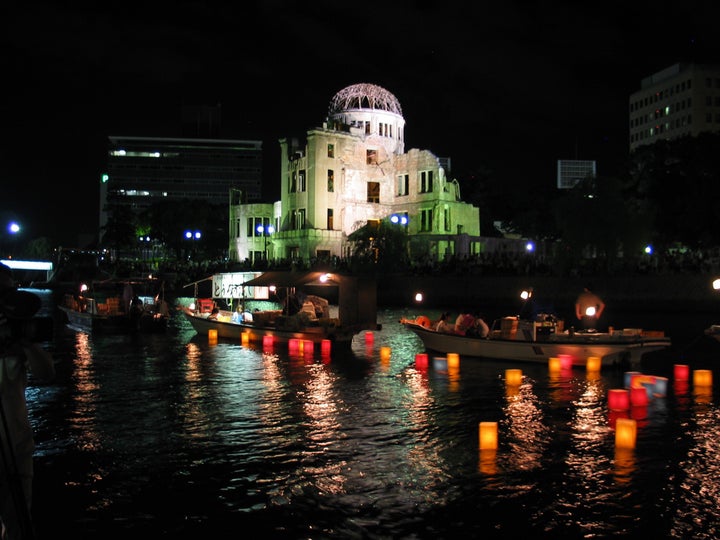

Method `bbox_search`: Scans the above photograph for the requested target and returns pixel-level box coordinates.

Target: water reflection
[23,294,720,538]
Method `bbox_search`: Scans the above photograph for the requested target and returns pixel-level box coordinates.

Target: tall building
[629,63,720,152]
[101,136,263,241]
[229,83,481,264]
[556,160,596,189]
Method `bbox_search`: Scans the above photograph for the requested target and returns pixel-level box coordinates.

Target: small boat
[182,270,380,349]
[401,314,672,368]
[58,277,169,333]
[704,324,720,342]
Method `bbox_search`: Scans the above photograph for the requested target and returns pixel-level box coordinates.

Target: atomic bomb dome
[328,83,403,117]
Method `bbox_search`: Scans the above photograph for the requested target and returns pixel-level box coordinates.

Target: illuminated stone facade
[229,83,480,264]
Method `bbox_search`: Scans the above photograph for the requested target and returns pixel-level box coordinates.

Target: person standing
[575,284,605,331]
[0,263,55,539]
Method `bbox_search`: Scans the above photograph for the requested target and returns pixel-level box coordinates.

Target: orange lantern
[615,417,637,449]
[505,368,522,386]
[586,356,601,372]
[693,369,713,387]
[548,357,561,373]
[479,421,498,450]
[380,346,391,362]
[447,352,460,368]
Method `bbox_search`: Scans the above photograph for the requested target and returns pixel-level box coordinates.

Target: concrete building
[101,136,263,242]
[229,83,480,264]
[556,160,597,189]
[629,63,720,152]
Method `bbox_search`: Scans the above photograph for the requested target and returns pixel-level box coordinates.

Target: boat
[182,270,380,348]
[57,277,169,333]
[401,314,672,368]
[705,324,720,342]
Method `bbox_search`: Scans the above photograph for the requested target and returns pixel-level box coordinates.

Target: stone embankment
[377,273,719,315]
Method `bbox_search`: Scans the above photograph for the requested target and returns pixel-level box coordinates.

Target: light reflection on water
[21,292,720,538]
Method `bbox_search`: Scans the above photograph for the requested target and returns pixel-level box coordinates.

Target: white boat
[401,315,672,368]
[182,270,380,349]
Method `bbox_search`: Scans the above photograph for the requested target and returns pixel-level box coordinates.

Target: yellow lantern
[693,369,713,387]
[615,417,637,449]
[505,368,522,386]
[479,421,498,450]
[586,356,601,372]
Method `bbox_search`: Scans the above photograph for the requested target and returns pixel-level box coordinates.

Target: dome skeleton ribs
[328,83,403,117]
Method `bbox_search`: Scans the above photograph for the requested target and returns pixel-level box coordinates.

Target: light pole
[256,224,275,261]
[184,230,202,259]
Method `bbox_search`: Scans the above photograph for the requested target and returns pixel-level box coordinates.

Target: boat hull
[58,305,168,333]
[182,309,365,347]
[403,322,671,367]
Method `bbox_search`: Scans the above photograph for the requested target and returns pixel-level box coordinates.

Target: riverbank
[376,273,719,315]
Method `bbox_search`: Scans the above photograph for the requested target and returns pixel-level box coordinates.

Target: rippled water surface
[23,292,720,539]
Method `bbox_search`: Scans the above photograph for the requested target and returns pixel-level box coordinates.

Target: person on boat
[208,307,220,320]
[435,312,455,333]
[0,263,55,540]
[466,312,489,338]
[454,311,476,336]
[575,284,605,331]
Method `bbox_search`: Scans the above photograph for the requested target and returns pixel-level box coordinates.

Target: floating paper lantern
[415,353,428,369]
[586,356,601,373]
[321,339,331,356]
[548,357,561,373]
[303,340,314,355]
[241,332,250,346]
[673,364,689,381]
[559,354,573,369]
[262,335,274,349]
[380,346,391,362]
[608,389,630,410]
[615,417,637,449]
[653,376,668,397]
[630,386,649,406]
[288,338,299,353]
[693,369,713,387]
[208,329,218,341]
[505,368,522,386]
[624,371,641,388]
[479,421,498,450]
[364,331,374,345]
[447,352,460,368]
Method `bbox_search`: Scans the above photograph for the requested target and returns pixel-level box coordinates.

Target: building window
[327,208,334,230]
[366,149,377,165]
[367,181,380,203]
[290,172,297,193]
[443,206,451,232]
[327,144,334,158]
[327,169,334,192]
[419,170,434,193]
[396,174,409,196]
[297,208,305,229]
[420,208,433,232]
[298,170,306,192]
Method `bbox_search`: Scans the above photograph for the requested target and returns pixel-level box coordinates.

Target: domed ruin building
[229,83,480,264]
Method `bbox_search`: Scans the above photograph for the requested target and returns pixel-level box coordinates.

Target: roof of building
[328,83,403,117]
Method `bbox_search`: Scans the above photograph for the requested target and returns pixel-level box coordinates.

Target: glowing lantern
[586,356,601,372]
[288,338,299,353]
[615,417,637,449]
[505,368,522,386]
[380,346,391,362]
[559,354,573,370]
[241,332,250,346]
[262,335,274,350]
[415,353,428,369]
[693,369,713,387]
[673,364,689,381]
[321,339,331,356]
[653,376,668,397]
[630,386,648,406]
[479,421,498,450]
[608,389,630,411]
[548,357,561,373]
[208,329,218,341]
[447,352,460,368]
[624,371,641,388]
[303,340,314,355]
[364,332,374,345]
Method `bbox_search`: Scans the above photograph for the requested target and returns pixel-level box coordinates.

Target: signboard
[211,272,268,299]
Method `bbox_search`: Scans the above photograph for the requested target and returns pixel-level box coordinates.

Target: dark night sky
[3,1,720,247]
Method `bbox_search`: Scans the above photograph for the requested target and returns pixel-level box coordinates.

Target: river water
[21,289,720,539]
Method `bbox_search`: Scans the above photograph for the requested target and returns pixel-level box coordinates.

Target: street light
[184,230,202,259]
[256,223,275,260]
